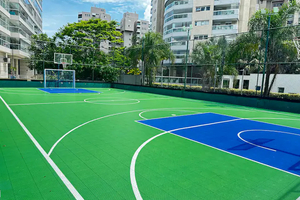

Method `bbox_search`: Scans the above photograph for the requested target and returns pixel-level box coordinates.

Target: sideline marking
[131,116,242,200]
[0,96,84,200]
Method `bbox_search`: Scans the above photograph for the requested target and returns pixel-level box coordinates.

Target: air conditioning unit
[3,57,10,63]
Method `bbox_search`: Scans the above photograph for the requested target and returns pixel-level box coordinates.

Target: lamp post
[183,24,193,90]
[260,7,278,97]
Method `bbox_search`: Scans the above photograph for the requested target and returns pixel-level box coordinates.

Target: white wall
[222,74,300,94]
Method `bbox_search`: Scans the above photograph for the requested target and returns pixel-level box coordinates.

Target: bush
[99,66,120,83]
[152,83,300,101]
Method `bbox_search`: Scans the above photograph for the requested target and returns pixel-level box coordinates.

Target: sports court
[1,87,300,199]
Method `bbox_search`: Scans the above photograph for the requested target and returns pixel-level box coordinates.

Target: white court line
[0,96,83,200]
[238,129,300,152]
[131,116,243,200]
[10,101,84,106]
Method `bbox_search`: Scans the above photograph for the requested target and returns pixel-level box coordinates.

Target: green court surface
[1,87,300,200]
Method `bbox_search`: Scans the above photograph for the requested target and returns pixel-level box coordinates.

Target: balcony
[0,18,10,35]
[165,0,192,12]
[214,0,240,6]
[164,27,187,37]
[212,24,238,35]
[213,9,239,20]
[11,43,30,58]
[10,26,31,44]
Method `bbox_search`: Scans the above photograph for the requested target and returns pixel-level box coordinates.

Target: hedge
[152,83,300,101]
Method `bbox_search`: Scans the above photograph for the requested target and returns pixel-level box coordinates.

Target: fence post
[261,14,271,97]
[214,63,218,92]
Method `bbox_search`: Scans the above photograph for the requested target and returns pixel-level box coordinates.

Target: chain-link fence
[8,25,300,101]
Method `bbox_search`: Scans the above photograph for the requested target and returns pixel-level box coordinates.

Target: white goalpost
[44,69,76,88]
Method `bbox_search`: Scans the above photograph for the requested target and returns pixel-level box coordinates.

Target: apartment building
[162,0,261,63]
[134,20,150,44]
[78,7,111,22]
[150,0,165,34]
[120,12,139,47]
[0,0,42,79]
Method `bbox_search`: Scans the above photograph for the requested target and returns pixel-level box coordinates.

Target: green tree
[192,37,235,89]
[127,32,174,86]
[248,1,300,96]
[28,34,57,72]
[28,19,124,81]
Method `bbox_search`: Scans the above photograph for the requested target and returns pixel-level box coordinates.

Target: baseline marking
[0,96,83,200]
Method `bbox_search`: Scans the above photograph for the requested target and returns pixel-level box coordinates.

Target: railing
[155,76,202,85]
[164,27,186,35]
[10,9,35,32]
[9,26,31,40]
[165,1,189,12]
[165,14,189,23]
[213,9,239,16]
[212,24,237,30]
[0,0,9,12]
[170,41,186,46]
[11,43,30,53]
[0,37,10,48]
[0,17,8,29]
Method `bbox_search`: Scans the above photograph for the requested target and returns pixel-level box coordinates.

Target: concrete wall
[117,75,142,85]
[222,74,300,94]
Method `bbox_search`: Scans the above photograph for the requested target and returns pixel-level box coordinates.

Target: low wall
[112,83,300,114]
[0,79,111,88]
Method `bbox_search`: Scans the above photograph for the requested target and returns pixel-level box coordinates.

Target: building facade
[134,20,150,44]
[150,0,165,34]
[78,7,111,22]
[0,0,42,79]
[162,0,260,63]
[120,12,139,47]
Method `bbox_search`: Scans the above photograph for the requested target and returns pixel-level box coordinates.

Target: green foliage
[152,83,300,101]
[127,32,174,86]
[99,66,120,82]
[28,19,125,81]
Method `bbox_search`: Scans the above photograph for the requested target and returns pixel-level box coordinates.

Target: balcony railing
[0,17,9,30]
[165,1,189,12]
[9,26,31,40]
[165,14,189,23]
[213,9,238,16]
[11,43,30,53]
[0,0,9,12]
[171,41,186,46]
[164,28,186,35]
[0,37,10,48]
[212,24,237,30]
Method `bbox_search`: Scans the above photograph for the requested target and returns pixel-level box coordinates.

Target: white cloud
[80,0,152,21]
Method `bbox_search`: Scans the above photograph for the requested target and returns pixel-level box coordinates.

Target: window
[223,80,230,88]
[278,87,285,93]
[243,80,249,90]
[233,80,240,89]
[194,35,208,40]
[196,6,210,12]
[195,20,209,26]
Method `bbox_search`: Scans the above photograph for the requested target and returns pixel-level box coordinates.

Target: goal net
[44,69,75,88]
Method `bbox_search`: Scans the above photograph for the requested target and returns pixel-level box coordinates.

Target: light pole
[260,7,278,97]
[183,24,192,90]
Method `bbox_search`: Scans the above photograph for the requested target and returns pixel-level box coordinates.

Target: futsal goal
[44,69,76,88]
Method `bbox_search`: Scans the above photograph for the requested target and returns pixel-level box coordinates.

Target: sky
[43,0,151,36]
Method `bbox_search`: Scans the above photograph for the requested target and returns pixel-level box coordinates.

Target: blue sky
[43,0,151,36]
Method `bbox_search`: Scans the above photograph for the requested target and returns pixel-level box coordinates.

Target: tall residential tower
[0,0,42,79]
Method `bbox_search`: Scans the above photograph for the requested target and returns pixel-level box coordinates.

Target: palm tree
[127,32,174,86]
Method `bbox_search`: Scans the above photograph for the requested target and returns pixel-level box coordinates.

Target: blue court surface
[138,113,300,176]
[39,88,100,93]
